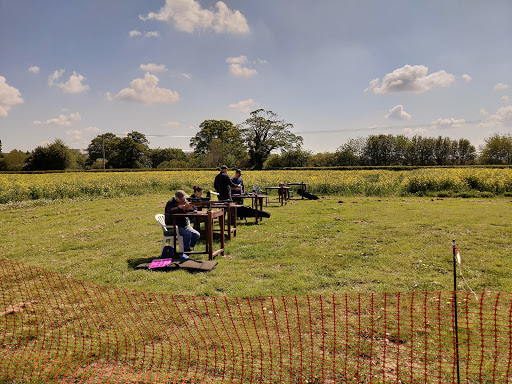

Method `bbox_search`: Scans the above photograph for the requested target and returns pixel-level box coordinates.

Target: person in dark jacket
[213,165,240,201]
[165,190,200,252]
[231,169,245,196]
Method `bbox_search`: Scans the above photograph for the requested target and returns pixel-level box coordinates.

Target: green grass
[2,194,512,382]
[1,193,511,296]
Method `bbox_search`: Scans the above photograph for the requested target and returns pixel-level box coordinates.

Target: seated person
[188,185,207,202]
[164,190,200,253]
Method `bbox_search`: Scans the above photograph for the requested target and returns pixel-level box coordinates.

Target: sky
[1,0,511,154]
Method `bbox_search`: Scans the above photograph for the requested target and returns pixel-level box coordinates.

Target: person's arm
[228,175,241,189]
[166,199,186,215]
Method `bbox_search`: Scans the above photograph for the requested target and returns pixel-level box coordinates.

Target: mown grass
[1,187,512,382]
[1,193,511,296]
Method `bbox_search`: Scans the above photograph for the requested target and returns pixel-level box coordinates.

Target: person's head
[220,165,228,173]
[193,185,203,197]
[235,169,243,178]
[174,190,188,203]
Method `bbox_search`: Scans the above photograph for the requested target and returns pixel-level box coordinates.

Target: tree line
[1,109,511,171]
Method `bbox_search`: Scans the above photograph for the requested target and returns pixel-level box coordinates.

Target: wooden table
[287,182,308,199]
[191,201,241,240]
[169,210,225,260]
[265,186,290,205]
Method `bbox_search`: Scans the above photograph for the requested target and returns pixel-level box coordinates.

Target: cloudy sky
[1,0,511,154]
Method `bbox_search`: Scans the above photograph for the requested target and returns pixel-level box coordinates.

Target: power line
[295,118,511,135]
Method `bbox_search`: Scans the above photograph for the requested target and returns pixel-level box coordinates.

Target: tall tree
[109,132,152,168]
[361,134,407,166]
[479,133,512,164]
[335,138,365,166]
[86,131,151,168]
[238,109,303,170]
[190,120,247,167]
[150,148,186,168]
[456,138,476,165]
[86,133,121,167]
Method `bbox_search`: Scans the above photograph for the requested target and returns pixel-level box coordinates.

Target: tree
[238,109,303,170]
[361,134,407,166]
[86,131,152,169]
[405,135,435,166]
[479,134,512,164]
[26,139,74,170]
[190,120,248,168]
[308,152,338,167]
[86,133,121,167]
[150,148,186,168]
[455,138,476,165]
[0,149,28,171]
[262,148,312,169]
[335,138,365,166]
[109,134,152,168]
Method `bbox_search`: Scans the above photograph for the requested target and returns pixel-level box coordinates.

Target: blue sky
[1,0,511,154]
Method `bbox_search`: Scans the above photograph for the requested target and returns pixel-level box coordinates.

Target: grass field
[2,170,512,382]
[1,192,510,296]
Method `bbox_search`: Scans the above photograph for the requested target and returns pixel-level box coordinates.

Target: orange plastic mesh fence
[1,258,511,383]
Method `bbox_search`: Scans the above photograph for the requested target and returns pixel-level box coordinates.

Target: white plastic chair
[155,214,184,256]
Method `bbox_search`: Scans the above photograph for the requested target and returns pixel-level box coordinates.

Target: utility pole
[102,134,105,171]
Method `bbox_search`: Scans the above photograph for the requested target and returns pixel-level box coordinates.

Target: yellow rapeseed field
[1,168,511,203]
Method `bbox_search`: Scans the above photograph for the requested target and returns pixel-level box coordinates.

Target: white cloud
[140,0,249,35]
[104,92,113,101]
[461,74,472,82]
[163,121,180,127]
[181,73,192,79]
[33,112,81,126]
[0,76,24,117]
[85,126,101,133]
[129,30,159,38]
[488,105,512,126]
[480,108,489,117]
[48,70,89,94]
[226,55,248,65]
[385,105,411,120]
[60,72,90,94]
[226,56,257,78]
[66,129,82,136]
[229,64,257,78]
[431,117,466,128]
[28,66,40,74]
[144,31,160,37]
[502,95,510,102]
[140,63,167,72]
[494,82,509,91]
[228,98,257,112]
[365,65,456,94]
[403,127,427,135]
[116,72,180,105]
[48,69,65,86]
